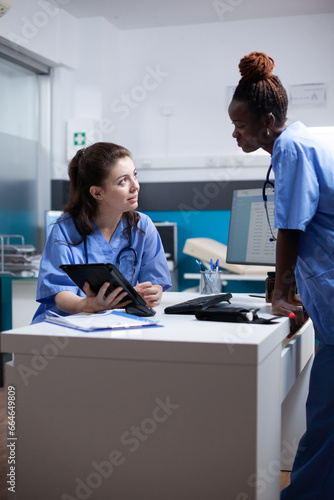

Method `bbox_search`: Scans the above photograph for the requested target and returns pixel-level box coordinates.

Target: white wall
[1,3,334,182]
[114,14,334,172]
[51,16,121,179]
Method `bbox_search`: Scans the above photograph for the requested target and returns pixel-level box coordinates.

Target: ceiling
[53,0,334,30]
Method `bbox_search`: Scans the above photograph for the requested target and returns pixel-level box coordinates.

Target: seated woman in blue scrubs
[32,142,172,323]
[228,52,334,499]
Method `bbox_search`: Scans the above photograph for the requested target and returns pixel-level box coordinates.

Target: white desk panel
[1,292,314,500]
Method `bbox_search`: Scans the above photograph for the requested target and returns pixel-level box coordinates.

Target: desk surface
[1,292,291,365]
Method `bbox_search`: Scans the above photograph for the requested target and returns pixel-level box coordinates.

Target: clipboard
[45,310,160,331]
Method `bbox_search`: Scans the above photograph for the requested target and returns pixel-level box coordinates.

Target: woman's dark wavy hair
[232,51,288,124]
[63,142,143,245]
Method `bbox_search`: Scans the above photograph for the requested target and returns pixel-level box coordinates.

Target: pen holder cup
[200,270,222,295]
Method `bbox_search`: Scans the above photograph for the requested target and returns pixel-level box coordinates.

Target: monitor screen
[226,188,277,266]
[45,210,62,240]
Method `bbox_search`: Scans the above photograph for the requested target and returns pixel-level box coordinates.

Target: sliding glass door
[0,55,50,251]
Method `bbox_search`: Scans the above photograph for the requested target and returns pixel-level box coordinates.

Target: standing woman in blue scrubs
[228,52,334,499]
[32,142,172,323]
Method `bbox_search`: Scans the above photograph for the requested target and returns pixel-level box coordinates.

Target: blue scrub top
[272,121,334,343]
[32,212,172,323]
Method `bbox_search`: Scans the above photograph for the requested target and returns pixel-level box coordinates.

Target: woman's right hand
[82,281,132,313]
[54,283,132,315]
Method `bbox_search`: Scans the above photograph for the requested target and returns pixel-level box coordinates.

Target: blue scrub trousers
[281,343,334,500]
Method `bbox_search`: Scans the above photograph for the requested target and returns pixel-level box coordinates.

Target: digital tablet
[60,263,156,317]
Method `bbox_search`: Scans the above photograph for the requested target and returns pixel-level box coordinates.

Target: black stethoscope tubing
[84,237,138,284]
[262,164,277,242]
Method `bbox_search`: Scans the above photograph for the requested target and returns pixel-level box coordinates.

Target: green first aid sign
[73,132,86,146]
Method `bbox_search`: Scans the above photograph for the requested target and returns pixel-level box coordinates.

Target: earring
[266,128,270,137]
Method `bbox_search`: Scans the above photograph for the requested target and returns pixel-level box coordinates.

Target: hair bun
[238,51,275,82]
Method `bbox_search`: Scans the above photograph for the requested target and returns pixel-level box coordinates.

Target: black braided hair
[233,51,288,124]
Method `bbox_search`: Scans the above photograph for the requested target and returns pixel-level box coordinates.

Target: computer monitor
[153,222,177,268]
[45,210,62,240]
[226,188,277,266]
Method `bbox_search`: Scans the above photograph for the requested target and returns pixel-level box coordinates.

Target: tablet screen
[60,263,146,306]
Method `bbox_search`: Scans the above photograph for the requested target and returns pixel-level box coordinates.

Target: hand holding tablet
[60,263,156,317]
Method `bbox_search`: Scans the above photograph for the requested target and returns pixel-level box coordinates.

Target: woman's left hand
[135,282,163,308]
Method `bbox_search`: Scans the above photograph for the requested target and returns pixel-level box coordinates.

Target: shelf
[0,234,38,276]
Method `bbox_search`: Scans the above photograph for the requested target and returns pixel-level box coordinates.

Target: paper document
[45,310,160,331]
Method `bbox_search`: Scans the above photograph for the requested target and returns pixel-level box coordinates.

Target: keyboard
[164,293,232,315]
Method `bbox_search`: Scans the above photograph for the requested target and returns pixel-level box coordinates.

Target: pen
[196,259,220,293]
[196,259,206,272]
[210,258,214,271]
[215,259,219,271]
[196,259,207,293]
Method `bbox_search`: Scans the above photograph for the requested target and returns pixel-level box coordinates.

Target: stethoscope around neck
[262,164,277,242]
[84,238,138,284]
